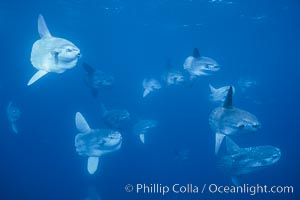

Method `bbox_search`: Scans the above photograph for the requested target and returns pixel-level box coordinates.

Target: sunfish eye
[66,48,72,52]
[253,123,261,128]
[108,135,115,139]
[206,64,214,69]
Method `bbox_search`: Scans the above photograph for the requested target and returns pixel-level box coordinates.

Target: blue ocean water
[0,0,299,199]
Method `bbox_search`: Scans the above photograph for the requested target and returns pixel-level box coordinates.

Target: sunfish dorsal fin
[87,157,99,174]
[225,137,240,154]
[223,86,233,108]
[38,14,52,38]
[192,48,201,58]
[27,70,48,86]
[75,112,91,133]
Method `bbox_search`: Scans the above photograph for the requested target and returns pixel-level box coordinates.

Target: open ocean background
[0,0,299,199]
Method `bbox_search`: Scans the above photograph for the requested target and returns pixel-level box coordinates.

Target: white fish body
[6,101,21,134]
[142,78,161,98]
[28,14,80,86]
[184,56,219,79]
[75,112,122,174]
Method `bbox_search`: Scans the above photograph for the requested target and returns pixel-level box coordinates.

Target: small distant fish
[82,62,115,98]
[183,48,220,80]
[209,84,235,103]
[133,119,157,144]
[173,148,190,161]
[142,78,161,98]
[162,59,186,86]
[164,71,185,86]
[209,87,261,154]
[28,14,80,86]
[6,101,21,134]
[100,104,130,130]
[217,137,281,186]
[75,112,122,174]
[208,0,235,5]
[237,78,258,93]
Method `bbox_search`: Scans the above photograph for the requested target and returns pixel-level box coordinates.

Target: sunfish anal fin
[215,133,225,155]
[139,133,145,144]
[75,112,91,133]
[38,14,52,38]
[27,70,48,86]
[225,137,240,155]
[87,156,99,175]
[11,122,18,134]
[143,89,151,98]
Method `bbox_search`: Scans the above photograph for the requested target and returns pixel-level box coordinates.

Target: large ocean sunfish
[28,14,80,86]
[217,137,281,186]
[209,86,261,154]
[75,112,122,174]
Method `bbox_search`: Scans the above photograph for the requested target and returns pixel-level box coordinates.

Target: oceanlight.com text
[124,183,294,196]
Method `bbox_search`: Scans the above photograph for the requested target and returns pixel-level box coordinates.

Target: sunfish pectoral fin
[75,112,91,133]
[27,70,48,86]
[139,133,145,144]
[87,157,99,175]
[51,50,59,65]
[215,133,225,155]
[38,14,52,38]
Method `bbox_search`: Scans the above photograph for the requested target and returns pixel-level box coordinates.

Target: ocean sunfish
[162,59,185,86]
[82,62,115,98]
[183,48,220,80]
[209,86,261,154]
[209,84,235,103]
[75,112,122,174]
[100,103,130,130]
[217,137,281,185]
[6,101,21,134]
[133,119,157,144]
[142,78,161,98]
[28,14,81,86]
